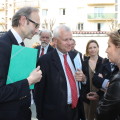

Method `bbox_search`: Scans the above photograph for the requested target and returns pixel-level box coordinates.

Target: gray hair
[107,29,120,47]
[12,7,39,27]
[39,29,52,40]
[53,25,72,38]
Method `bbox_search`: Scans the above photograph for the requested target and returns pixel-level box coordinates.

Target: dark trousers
[66,104,78,120]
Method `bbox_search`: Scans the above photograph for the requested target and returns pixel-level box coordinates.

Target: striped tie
[63,54,78,108]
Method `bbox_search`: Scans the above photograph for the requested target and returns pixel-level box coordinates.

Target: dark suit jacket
[93,58,119,88]
[35,44,54,59]
[34,49,83,120]
[0,30,31,120]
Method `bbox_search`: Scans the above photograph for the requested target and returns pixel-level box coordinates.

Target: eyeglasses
[26,16,40,28]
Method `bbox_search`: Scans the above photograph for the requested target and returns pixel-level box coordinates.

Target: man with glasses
[35,29,54,58]
[0,7,42,120]
[25,16,40,29]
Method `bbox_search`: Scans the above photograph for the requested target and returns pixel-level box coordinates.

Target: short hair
[107,29,120,47]
[39,29,52,40]
[53,25,72,38]
[85,40,99,56]
[12,7,39,27]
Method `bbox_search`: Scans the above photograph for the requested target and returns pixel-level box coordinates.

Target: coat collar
[7,30,19,45]
[51,49,75,71]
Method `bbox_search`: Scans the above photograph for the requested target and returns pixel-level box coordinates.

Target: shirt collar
[56,48,68,56]
[11,28,23,44]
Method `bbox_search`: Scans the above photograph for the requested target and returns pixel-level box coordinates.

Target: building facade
[0,0,119,32]
[0,0,119,58]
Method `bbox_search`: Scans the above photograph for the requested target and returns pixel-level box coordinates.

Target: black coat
[82,56,103,103]
[0,30,31,120]
[34,49,83,120]
[93,58,119,99]
[93,58,113,88]
[35,44,54,59]
[96,71,120,120]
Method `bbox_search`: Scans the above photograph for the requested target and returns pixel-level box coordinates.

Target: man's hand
[27,66,42,85]
[98,73,103,78]
[75,69,86,82]
[87,92,99,101]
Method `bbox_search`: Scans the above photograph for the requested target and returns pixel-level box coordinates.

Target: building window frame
[42,9,48,16]
[59,8,66,15]
[77,23,84,30]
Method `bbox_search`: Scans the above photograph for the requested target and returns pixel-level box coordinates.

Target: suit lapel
[52,49,64,72]
[69,51,76,69]
[51,49,67,104]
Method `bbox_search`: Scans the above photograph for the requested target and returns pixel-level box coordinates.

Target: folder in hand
[6,45,38,89]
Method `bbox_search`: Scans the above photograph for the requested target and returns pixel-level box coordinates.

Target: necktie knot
[63,54,67,59]
[42,48,44,51]
[20,42,24,46]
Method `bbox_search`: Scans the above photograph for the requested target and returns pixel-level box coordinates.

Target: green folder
[6,45,38,89]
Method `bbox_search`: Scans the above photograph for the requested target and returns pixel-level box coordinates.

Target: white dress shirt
[56,48,79,104]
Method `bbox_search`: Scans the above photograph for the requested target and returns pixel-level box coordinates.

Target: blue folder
[6,45,38,89]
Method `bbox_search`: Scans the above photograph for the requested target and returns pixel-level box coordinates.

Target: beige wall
[24,34,108,58]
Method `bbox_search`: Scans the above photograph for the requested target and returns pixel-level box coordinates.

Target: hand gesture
[27,66,42,85]
[75,69,86,82]
[87,92,99,101]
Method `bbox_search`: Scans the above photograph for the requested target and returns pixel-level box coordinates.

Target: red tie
[40,48,44,56]
[63,54,78,108]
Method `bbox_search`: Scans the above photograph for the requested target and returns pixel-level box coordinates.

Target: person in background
[34,25,86,120]
[90,58,119,100]
[50,37,57,48]
[0,7,42,120]
[96,29,120,120]
[70,39,83,63]
[35,29,54,58]
[70,39,85,120]
[82,40,103,120]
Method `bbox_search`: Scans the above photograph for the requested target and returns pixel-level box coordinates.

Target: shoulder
[98,56,103,61]
[107,71,120,98]
[35,45,40,49]
[38,49,56,62]
[49,45,54,49]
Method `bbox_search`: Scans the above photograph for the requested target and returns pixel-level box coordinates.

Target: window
[94,7,104,18]
[59,8,66,15]
[77,23,83,30]
[115,0,118,3]
[42,9,48,16]
[97,23,101,31]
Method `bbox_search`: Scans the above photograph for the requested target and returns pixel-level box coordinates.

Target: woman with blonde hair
[82,40,103,120]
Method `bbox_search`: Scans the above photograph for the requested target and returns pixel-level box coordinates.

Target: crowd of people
[0,6,120,120]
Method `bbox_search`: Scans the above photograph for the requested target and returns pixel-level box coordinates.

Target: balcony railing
[87,0,115,5]
[14,0,40,9]
[88,13,116,20]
